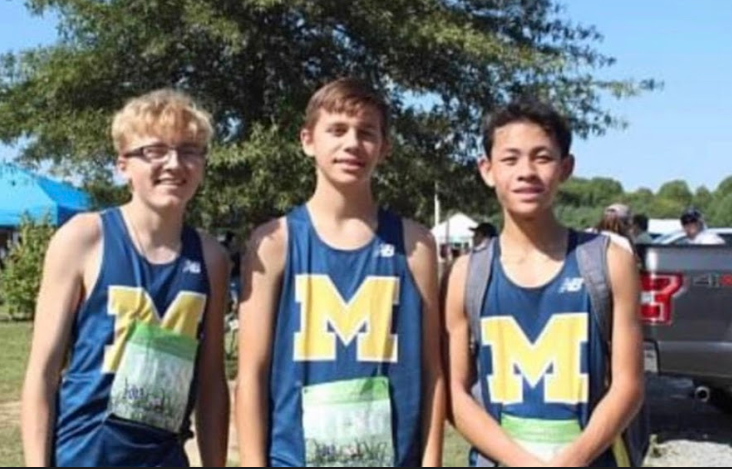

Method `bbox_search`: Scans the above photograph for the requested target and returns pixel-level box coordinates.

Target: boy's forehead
[122,131,202,151]
[493,121,557,147]
[314,106,383,127]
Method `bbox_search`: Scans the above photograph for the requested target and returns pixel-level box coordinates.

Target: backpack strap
[466,238,497,350]
[465,238,499,467]
[577,232,649,467]
[576,232,613,349]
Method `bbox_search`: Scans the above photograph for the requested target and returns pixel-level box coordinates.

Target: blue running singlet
[473,231,617,467]
[268,206,424,467]
[54,208,210,467]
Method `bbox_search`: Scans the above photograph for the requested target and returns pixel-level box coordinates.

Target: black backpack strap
[577,231,649,467]
[576,232,613,348]
[465,239,499,467]
[466,239,497,350]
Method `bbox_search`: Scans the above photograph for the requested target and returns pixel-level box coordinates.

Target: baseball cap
[680,208,703,225]
[605,203,632,220]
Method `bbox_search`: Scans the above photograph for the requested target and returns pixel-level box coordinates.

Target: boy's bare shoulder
[402,218,437,253]
[245,218,288,272]
[50,212,103,252]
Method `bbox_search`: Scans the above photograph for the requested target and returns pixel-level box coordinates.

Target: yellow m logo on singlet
[103,286,207,373]
[294,275,400,363]
[482,313,589,405]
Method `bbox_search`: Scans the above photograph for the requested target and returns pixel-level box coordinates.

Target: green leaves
[2,0,658,231]
[0,215,55,321]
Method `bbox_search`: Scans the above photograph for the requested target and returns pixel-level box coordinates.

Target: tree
[623,188,655,216]
[0,0,659,231]
[693,186,713,217]
[657,180,693,208]
[0,215,55,321]
[710,193,732,227]
[715,176,732,201]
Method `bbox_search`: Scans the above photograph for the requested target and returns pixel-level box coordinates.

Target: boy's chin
[505,204,552,220]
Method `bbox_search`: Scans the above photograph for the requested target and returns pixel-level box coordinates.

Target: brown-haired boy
[236,78,445,467]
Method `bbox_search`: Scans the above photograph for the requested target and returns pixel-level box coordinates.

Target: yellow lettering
[294,275,400,363]
[482,314,588,405]
[103,287,207,373]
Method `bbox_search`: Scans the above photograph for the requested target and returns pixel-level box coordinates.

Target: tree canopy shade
[0,0,659,232]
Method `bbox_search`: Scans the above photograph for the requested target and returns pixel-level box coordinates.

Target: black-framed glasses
[123,143,208,164]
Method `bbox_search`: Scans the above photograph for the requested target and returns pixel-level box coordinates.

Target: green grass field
[0,321,31,467]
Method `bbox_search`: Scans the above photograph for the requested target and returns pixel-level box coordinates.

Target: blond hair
[304,78,391,138]
[111,89,214,153]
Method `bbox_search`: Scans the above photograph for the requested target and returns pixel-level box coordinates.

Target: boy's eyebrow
[499,145,556,154]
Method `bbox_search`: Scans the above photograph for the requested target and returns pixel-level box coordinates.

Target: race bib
[302,377,394,467]
[502,414,581,463]
[108,321,198,433]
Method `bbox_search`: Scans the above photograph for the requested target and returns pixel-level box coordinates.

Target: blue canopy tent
[0,164,91,228]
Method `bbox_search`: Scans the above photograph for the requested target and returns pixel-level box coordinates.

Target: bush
[0,215,55,321]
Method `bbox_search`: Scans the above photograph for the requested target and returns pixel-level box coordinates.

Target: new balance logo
[559,277,584,294]
[376,244,396,258]
[183,261,202,275]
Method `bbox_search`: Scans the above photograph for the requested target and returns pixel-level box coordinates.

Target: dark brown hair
[304,78,391,138]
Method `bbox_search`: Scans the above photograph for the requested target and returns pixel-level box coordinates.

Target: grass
[0,322,31,404]
[0,321,32,467]
[444,425,471,467]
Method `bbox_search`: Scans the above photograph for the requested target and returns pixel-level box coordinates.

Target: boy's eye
[359,129,377,140]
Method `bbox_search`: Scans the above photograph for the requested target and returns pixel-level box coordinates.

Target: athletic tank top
[268,205,424,467]
[474,232,616,467]
[54,208,210,467]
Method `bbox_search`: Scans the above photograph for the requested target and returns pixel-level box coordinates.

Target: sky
[0,0,731,192]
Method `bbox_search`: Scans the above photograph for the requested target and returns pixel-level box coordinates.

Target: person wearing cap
[590,204,635,255]
[680,208,725,245]
[471,221,498,249]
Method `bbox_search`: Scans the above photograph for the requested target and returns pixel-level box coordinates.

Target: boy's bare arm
[195,235,231,467]
[21,214,101,467]
[404,221,445,467]
[235,219,287,467]
[551,243,644,466]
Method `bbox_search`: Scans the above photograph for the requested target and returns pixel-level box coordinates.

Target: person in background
[470,222,498,249]
[593,204,635,255]
[630,214,654,245]
[680,208,725,245]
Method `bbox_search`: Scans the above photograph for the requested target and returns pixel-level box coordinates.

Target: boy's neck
[309,179,378,222]
[122,199,185,248]
[501,209,568,252]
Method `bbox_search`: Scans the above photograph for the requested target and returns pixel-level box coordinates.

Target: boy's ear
[478,155,495,188]
[300,128,316,158]
[560,154,576,182]
[116,155,128,174]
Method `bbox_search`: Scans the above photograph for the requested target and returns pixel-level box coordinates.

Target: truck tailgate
[643,246,732,382]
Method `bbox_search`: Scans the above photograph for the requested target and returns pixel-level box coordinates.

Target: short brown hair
[112,89,213,153]
[304,78,391,138]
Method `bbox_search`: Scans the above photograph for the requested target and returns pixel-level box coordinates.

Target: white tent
[432,213,478,246]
